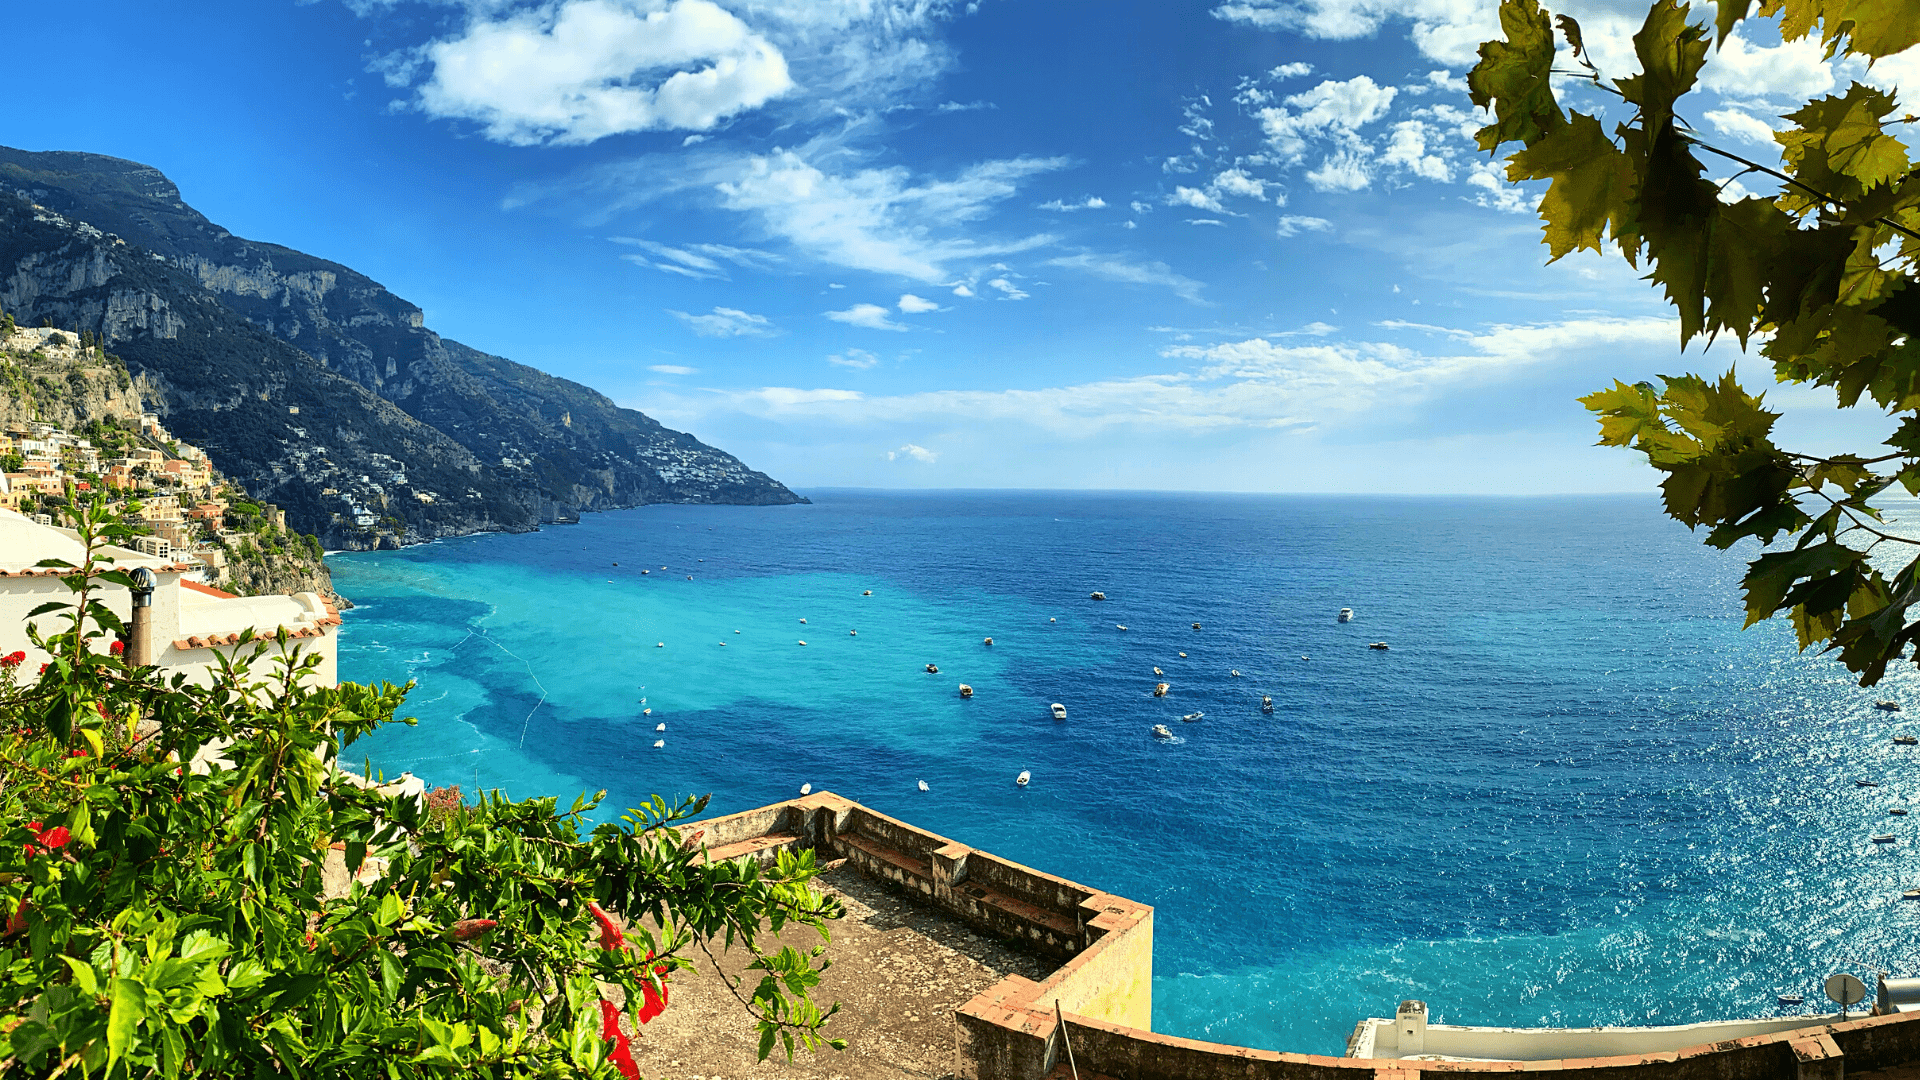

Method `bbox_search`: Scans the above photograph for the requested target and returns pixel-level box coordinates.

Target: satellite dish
[1825,972,1868,1016]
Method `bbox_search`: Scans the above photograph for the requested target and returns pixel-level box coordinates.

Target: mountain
[0,146,802,548]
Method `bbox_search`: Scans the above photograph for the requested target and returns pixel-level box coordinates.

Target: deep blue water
[329,490,1920,1054]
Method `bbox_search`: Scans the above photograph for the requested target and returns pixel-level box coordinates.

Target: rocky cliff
[0,146,803,548]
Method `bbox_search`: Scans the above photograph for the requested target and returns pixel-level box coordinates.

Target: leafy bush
[0,498,845,1077]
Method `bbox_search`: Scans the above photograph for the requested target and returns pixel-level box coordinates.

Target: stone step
[703,833,800,864]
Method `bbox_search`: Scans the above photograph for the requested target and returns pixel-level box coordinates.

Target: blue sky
[4,0,1914,492]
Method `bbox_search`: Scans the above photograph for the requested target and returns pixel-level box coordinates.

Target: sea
[328,489,1920,1055]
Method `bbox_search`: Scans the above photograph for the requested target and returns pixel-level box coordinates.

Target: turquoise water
[330,490,1920,1054]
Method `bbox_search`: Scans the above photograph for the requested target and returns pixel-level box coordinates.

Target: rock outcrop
[0,146,803,548]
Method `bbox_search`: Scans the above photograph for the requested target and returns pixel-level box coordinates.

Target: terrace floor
[629,859,1055,1080]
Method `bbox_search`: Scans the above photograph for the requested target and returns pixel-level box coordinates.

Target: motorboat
[1178,652,1187,658]
[797,640,807,646]
[1154,666,1164,676]
[863,590,872,596]
[1016,770,1031,787]
[850,630,857,636]
[1116,624,1128,631]
[1778,995,1804,1006]
[1895,808,1911,816]
[1899,735,1919,745]
[643,708,652,716]
[959,684,974,698]
[1906,889,1920,901]
[1368,642,1390,650]
[1860,779,1882,787]
[655,723,665,732]
[1879,701,1904,711]
[1875,834,1899,844]
[1339,608,1354,622]
[656,642,665,648]
[1230,669,1242,677]
[917,780,930,792]
[1262,695,1274,712]
[926,663,939,674]
[1181,711,1204,722]
[1090,591,1107,601]
[1051,702,1067,720]
[1192,623,1202,630]
[1154,683,1169,697]
[800,783,812,795]
[984,637,994,646]
[799,618,807,624]
[1151,725,1174,740]
[653,739,665,749]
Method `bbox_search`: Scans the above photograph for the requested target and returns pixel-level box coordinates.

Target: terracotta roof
[171,623,332,652]
[181,580,238,599]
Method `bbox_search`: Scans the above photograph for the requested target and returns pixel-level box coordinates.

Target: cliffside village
[0,412,290,590]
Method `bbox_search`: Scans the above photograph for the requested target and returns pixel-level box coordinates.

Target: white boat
[984,637,994,646]
[1116,624,1128,631]
[643,708,652,716]
[917,779,930,792]
[926,663,939,674]
[1151,724,1174,740]
[850,630,857,636]
[1178,652,1187,658]
[1090,592,1106,601]
[1016,770,1031,787]
[1049,702,1067,720]
[1368,642,1390,650]
[1905,889,1920,901]
[1153,666,1164,676]
[863,590,872,596]
[1192,623,1202,630]
[1879,701,1904,711]
[1339,608,1354,622]
[1895,808,1910,816]
[1899,735,1919,745]
[797,640,807,646]
[1154,683,1169,697]
[1181,711,1204,722]
[799,618,807,623]
[800,783,812,795]
[960,684,974,698]
[652,739,665,748]
[1860,779,1882,787]
[655,722,665,732]
[1230,669,1242,677]
[1875,834,1899,844]
[1262,695,1273,712]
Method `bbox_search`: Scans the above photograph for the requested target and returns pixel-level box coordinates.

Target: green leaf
[107,976,149,1069]
[1506,112,1636,260]
[378,951,403,1001]
[1742,542,1868,625]
[758,1022,778,1061]
[1716,0,1755,43]
[24,601,70,619]
[1467,0,1562,151]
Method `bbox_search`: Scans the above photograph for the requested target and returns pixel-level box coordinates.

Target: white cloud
[826,303,910,331]
[986,277,1029,300]
[1306,146,1374,191]
[613,238,779,280]
[1038,196,1108,211]
[1168,186,1228,212]
[1187,218,1227,226]
[1046,253,1205,303]
[951,283,975,297]
[649,364,698,374]
[1276,215,1333,237]
[888,443,938,462]
[643,315,1679,437]
[411,0,795,145]
[1700,28,1835,99]
[1212,168,1268,201]
[1258,75,1397,163]
[1130,200,1153,214]
[670,306,777,337]
[898,293,940,313]
[710,148,1066,281]
[1704,107,1783,146]
[1466,158,1531,214]
[1379,119,1452,181]
[937,99,996,112]
[829,348,880,369]
[1270,61,1314,78]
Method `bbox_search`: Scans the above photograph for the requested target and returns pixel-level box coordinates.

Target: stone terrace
[631,861,1053,1080]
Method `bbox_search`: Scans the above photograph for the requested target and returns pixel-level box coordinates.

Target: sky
[2,0,1915,493]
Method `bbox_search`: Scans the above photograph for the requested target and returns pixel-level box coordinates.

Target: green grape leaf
[1507,112,1636,260]
[1743,542,1867,625]
[1468,0,1562,151]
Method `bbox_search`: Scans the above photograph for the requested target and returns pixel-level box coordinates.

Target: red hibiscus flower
[22,822,68,857]
[109,641,124,656]
[599,998,640,1080]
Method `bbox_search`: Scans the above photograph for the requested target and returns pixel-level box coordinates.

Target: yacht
[1899,735,1919,746]
[1338,608,1354,622]
[1016,770,1031,787]
[1181,711,1204,722]
[926,663,939,674]
[959,684,974,698]
[1051,702,1067,720]
[1875,834,1899,844]
[1878,701,1904,711]
[1262,695,1274,713]
[1368,642,1390,650]
[1154,683,1169,697]
[1151,724,1174,740]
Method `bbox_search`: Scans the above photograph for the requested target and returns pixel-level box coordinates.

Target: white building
[0,508,338,687]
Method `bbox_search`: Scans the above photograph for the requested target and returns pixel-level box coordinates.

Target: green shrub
[0,499,845,1077]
